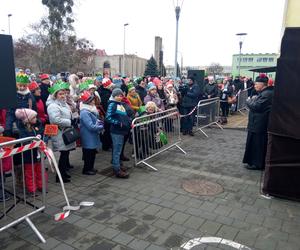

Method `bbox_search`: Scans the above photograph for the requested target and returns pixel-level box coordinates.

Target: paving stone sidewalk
[1,128,300,250]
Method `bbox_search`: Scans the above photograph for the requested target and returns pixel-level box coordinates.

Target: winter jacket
[40,83,50,107]
[127,93,142,112]
[165,88,179,106]
[203,83,219,98]
[0,109,6,127]
[220,84,234,102]
[144,94,165,111]
[47,99,76,151]
[135,85,147,105]
[157,88,167,107]
[35,96,47,125]
[106,100,131,135]
[182,84,201,108]
[80,105,103,149]
[17,119,43,163]
[5,91,37,133]
[246,87,273,133]
[98,86,112,111]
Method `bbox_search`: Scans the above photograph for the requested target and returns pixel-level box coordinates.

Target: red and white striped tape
[0,138,94,222]
[0,140,45,159]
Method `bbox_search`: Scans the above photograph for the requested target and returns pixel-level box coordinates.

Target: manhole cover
[182,179,223,196]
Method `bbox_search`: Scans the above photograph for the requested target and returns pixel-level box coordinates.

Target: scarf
[17,89,30,95]
[80,103,98,116]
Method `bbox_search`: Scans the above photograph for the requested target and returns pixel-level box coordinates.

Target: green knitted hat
[16,73,30,85]
[127,82,135,92]
[48,80,70,95]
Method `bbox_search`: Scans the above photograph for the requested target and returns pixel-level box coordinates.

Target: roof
[248,66,277,73]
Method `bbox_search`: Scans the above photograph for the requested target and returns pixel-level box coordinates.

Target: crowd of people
[0,68,274,198]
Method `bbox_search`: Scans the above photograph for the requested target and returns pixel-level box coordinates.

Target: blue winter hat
[147,82,156,91]
[96,75,103,82]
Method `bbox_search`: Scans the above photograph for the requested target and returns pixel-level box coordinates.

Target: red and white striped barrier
[0,137,94,221]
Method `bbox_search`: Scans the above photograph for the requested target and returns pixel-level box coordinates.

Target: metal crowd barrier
[236,88,251,115]
[0,137,47,243]
[132,107,186,171]
[195,97,223,137]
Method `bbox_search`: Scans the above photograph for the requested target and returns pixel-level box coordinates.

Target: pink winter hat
[15,109,37,123]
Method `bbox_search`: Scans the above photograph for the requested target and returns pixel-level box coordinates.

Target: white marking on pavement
[180,236,252,250]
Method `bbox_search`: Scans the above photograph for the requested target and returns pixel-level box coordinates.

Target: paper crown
[48,80,70,95]
[84,79,94,85]
[16,73,30,84]
[127,82,135,92]
[79,82,89,92]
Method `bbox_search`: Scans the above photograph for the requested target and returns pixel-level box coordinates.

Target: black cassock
[243,87,273,169]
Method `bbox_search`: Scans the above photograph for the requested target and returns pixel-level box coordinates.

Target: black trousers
[220,102,229,117]
[82,148,97,172]
[58,151,70,177]
[101,122,112,151]
[121,131,130,158]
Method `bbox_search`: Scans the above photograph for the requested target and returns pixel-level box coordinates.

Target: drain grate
[182,179,223,196]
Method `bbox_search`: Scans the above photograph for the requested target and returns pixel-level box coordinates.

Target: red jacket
[0,109,6,127]
[36,99,47,125]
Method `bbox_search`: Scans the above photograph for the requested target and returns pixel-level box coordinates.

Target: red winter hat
[102,78,114,89]
[80,90,95,104]
[40,74,49,80]
[28,81,39,92]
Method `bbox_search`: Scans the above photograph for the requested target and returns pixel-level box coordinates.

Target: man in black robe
[243,73,274,170]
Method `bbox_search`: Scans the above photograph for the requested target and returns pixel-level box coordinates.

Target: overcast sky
[1,0,286,66]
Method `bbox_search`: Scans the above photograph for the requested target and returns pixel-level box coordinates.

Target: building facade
[93,54,147,77]
[165,65,232,79]
[232,53,279,78]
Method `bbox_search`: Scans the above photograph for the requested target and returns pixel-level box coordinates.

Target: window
[242,58,247,62]
[257,57,263,62]
[263,58,268,62]
[248,58,253,62]
[269,58,274,62]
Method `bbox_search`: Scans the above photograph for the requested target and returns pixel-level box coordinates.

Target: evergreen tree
[144,56,159,77]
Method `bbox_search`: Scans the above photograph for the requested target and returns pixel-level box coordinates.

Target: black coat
[98,86,112,112]
[203,83,219,98]
[182,84,201,108]
[246,87,273,133]
[135,85,147,105]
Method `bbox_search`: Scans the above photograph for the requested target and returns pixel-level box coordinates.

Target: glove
[96,120,104,129]
[3,129,12,137]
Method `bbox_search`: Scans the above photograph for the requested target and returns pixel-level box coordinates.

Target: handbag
[62,127,80,145]
[228,95,237,104]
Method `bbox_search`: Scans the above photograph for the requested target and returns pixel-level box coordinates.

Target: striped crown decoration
[16,73,30,85]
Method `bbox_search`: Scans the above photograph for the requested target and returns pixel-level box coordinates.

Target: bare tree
[206,63,224,79]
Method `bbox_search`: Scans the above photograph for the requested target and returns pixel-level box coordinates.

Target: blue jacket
[5,91,37,133]
[106,100,131,135]
[80,108,103,149]
[182,84,201,108]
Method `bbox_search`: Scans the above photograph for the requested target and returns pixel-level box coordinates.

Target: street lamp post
[174,5,181,78]
[8,14,12,35]
[123,23,129,76]
[236,33,247,77]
